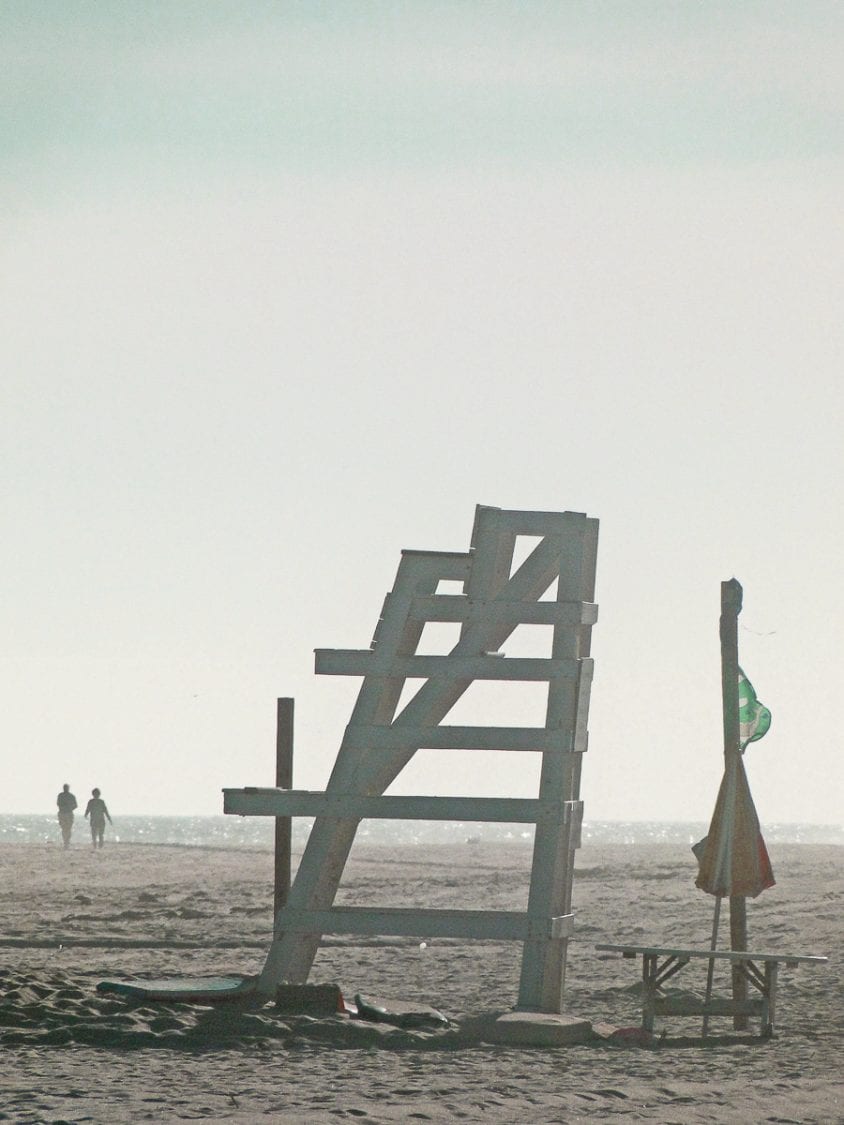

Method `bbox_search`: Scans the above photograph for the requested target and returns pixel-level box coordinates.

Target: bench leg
[642,955,657,1033]
[761,961,778,1038]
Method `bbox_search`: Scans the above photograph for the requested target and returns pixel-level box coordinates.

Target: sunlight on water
[0,815,840,848]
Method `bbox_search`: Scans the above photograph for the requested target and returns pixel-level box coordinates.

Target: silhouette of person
[56,783,77,848]
[84,788,112,849]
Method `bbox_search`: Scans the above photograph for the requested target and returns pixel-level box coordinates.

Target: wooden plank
[343,724,582,752]
[315,650,581,681]
[595,944,828,965]
[573,659,594,751]
[398,549,473,577]
[411,596,598,626]
[476,508,595,538]
[273,905,574,941]
[224,789,551,823]
[517,517,597,1013]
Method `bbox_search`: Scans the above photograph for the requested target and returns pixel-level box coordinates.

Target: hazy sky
[2,2,842,824]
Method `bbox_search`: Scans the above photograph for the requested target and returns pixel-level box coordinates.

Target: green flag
[738,667,771,750]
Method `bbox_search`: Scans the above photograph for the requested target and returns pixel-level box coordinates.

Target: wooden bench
[596,943,828,1037]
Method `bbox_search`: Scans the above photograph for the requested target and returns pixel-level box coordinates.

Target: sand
[0,838,839,1123]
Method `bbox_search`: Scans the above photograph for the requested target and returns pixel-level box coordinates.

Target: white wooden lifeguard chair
[224,505,598,1016]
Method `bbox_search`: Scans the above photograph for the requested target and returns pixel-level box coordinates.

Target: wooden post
[274,698,294,925]
[720,579,748,1029]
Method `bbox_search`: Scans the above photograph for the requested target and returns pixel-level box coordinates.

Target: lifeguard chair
[224,505,598,1015]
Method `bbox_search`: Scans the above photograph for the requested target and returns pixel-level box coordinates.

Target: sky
[2,2,842,825]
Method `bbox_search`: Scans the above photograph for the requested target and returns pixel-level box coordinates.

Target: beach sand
[0,838,839,1123]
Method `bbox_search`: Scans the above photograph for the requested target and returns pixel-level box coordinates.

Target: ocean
[1,814,840,849]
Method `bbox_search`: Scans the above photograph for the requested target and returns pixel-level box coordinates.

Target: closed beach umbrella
[694,750,775,898]
[697,580,774,1034]
[694,667,775,899]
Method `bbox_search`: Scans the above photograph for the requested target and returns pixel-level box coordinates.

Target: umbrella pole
[702,895,722,1037]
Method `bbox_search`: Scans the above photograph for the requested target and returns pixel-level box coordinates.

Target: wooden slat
[573,659,594,749]
[315,650,581,681]
[343,724,581,752]
[409,596,598,626]
[596,944,828,965]
[516,519,595,1011]
[273,905,574,941]
[476,508,594,538]
[224,789,558,823]
[398,549,472,578]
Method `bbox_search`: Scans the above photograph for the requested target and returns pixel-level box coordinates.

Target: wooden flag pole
[703,580,745,1035]
[720,579,749,1030]
[274,698,294,925]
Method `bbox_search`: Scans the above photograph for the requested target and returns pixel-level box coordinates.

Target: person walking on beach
[84,788,112,848]
[56,784,77,848]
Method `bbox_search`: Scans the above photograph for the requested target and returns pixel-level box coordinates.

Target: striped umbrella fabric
[694,667,774,899]
[738,667,771,749]
[694,752,775,898]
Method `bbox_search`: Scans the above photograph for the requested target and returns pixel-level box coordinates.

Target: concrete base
[488,1011,594,1047]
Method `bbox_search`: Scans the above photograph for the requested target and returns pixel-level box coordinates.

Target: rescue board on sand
[96,975,257,1001]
